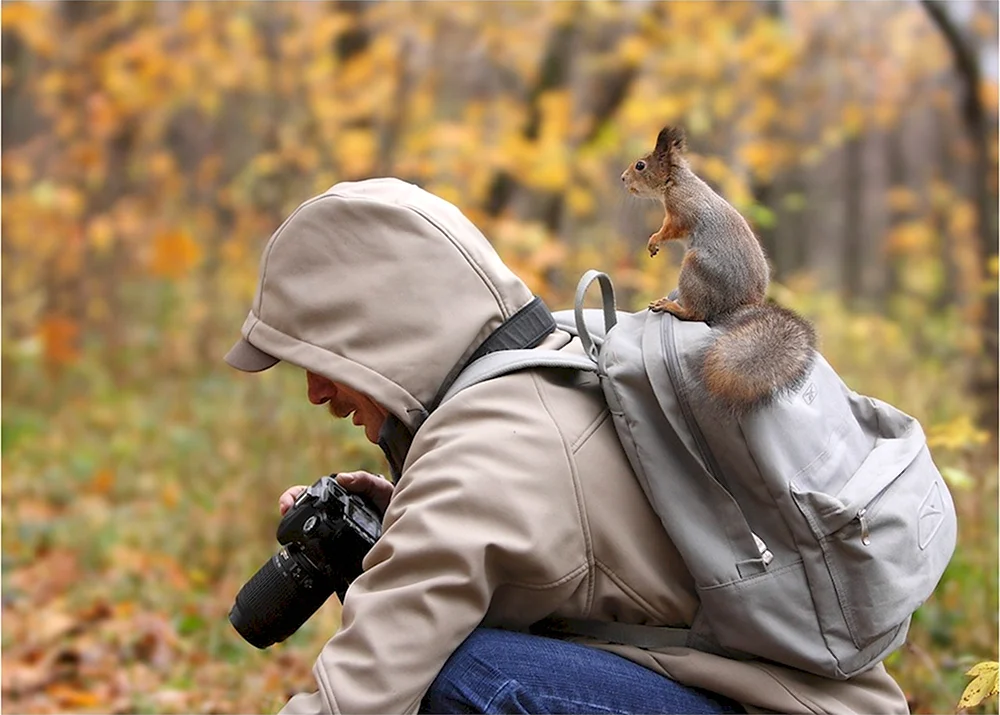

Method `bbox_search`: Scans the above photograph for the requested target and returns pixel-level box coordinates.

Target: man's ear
[654,126,686,158]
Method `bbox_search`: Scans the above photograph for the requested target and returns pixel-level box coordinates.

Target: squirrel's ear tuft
[654,126,686,157]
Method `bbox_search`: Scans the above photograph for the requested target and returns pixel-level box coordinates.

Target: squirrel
[621,125,817,415]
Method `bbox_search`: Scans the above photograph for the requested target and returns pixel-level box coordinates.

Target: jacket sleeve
[280,384,589,714]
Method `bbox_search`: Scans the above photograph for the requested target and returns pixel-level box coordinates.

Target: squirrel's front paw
[649,297,695,320]
[647,234,661,257]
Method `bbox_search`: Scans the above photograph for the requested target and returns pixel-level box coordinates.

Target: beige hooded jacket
[225,178,909,715]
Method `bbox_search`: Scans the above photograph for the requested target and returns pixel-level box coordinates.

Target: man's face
[306,371,389,444]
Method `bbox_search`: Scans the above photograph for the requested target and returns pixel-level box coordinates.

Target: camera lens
[229,545,336,649]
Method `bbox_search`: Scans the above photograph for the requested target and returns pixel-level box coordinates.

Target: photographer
[224,178,907,714]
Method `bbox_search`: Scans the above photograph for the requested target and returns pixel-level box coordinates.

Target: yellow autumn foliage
[0,4,996,715]
[150,230,203,279]
[959,661,999,711]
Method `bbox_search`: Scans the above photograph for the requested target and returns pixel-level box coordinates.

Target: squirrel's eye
[635,160,646,171]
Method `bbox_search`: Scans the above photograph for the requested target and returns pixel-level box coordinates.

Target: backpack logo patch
[918,480,947,550]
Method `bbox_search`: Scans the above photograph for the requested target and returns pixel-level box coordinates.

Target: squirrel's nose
[620,171,627,182]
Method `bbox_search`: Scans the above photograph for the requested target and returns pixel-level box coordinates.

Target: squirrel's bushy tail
[699,303,817,416]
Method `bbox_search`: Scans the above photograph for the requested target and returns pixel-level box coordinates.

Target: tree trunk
[884,120,909,310]
[921,0,999,435]
[484,18,577,219]
[841,135,865,306]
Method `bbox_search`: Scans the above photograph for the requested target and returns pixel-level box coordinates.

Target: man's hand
[278,471,394,517]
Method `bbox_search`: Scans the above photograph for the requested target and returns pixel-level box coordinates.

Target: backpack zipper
[661,315,730,490]
[853,476,894,547]
[854,473,900,547]
[857,508,871,546]
[661,314,773,567]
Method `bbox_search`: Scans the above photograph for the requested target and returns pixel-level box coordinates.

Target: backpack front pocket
[790,406,956,650]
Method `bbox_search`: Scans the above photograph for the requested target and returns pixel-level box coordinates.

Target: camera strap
[377,297,556,481]
[430,296,556,413]
[377,414,413,483]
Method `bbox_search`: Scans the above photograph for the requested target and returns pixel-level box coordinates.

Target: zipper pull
[857,508,871,546]
[751,532,774,566]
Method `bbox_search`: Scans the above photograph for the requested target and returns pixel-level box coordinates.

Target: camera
[229,475,383,649]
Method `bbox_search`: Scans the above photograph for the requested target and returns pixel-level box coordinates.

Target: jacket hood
[224,178,534,432]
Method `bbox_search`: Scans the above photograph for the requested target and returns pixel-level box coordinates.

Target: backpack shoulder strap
[441,271,620,405]
[439,349,597,406]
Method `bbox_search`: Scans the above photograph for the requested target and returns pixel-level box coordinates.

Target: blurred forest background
[2,1,998,713]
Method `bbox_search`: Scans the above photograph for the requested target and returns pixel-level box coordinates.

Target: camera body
[229,475,383,649]
[275,475,382,596]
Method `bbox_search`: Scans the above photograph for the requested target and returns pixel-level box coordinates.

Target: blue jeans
[420,628,744,714]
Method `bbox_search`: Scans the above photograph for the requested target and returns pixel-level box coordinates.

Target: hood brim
[224,337,281,372]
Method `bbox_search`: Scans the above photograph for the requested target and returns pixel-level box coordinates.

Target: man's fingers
[335,471,394,514]
[279,485,308,515]
[280,473,393,517]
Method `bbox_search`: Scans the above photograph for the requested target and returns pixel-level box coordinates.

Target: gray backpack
[441,270,957,679]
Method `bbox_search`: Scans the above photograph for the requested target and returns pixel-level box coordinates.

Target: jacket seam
[314,651,341,713]
[505,562,589,590]
[571,408,610,454]
[256,193,331,319]
[249,316,420,412]
[259,190,519,326]
[245,315,260,342]
[592,560,684,625]
[402,201,515,318]
[530,372,596,613]
[740,664,820,713]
